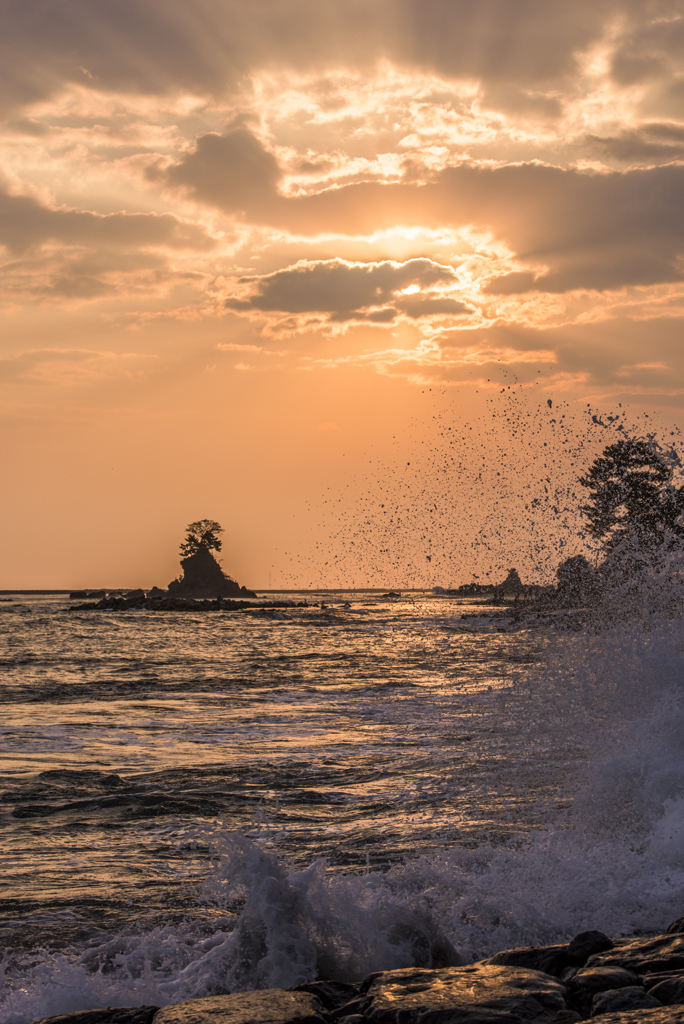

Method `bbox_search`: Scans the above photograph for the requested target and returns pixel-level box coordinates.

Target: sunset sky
[3,0,684,589]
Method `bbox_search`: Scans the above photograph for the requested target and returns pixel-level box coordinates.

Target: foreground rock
[568,968,642,1017]
[589,986,661,1016]
[153,991,330,1024]
[355,964,569,1023]
[594,1010,684,1023]
[585,934,684,975]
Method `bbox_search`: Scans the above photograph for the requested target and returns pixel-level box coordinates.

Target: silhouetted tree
[579,437,684,554]
[180,519,224,557]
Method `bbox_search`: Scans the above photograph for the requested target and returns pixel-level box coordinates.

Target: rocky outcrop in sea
[24,919,684,1024]
[168,544,256,599]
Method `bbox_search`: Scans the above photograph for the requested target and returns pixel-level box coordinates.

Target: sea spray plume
[165,833,464,992]
[288,389,635,589]
[290,388,684,590]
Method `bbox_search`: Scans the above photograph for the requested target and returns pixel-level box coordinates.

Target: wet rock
[647,974,684,1005]
[330,998,367,1019]
[359,963,569,1023]
[30,1008,158,1024]
[293,983,359,1012]
[152,991,330,1024]
[587,935,684,976]
[567,932,614,965]
[595,1010,684,1023]
[384,919,465,969]
[667,919,684,935]
[485,943,571,978]
[591,986,662,1016]
[568,967,641,1017]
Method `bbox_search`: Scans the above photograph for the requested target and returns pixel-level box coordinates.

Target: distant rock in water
[168,544,256,599]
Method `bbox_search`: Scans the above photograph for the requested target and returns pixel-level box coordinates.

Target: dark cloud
[482,271,539,295]
[398,0,617,91]
[395,295,471,317]
[169,126,684,292]
[225,257,469,321]
[442,316,684,385]
[0,186,214,253]
[610,13,684,86]
[0,0,385,115]
[584,122,684,162]
[0,1,677,117]
[161,126,282,212]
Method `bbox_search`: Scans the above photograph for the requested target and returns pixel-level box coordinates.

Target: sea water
[1,591,684,1022]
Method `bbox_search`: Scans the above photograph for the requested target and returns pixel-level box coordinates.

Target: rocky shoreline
[24,919,684,1024]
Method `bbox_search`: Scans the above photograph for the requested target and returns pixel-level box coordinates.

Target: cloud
[300,314,684,397]
[584,122,684,163]
[168,129,684,293]
[0,186,215,254]
[1,1,680,122]
[225,257,471,323]
[161,125,282,213]
[609,13,684,86]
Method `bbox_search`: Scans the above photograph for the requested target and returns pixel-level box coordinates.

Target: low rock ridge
[24,920,684,1024]
[69,595,307,612]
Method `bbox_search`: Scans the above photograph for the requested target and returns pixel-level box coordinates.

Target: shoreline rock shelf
[24,921,684,1024]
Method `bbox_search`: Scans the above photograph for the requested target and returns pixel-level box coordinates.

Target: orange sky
[3,0,684,589]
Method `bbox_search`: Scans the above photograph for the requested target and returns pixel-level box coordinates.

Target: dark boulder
[668,919,684,935]
[568,967,641,1017]
[591,986,661,1016]
[358,963,569,1024]
[152,991,330,1024]
[485,943,571,978]
[567,932,614,964]
[647,974,684,1005]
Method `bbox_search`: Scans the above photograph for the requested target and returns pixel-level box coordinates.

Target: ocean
[2,591,684,1023]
